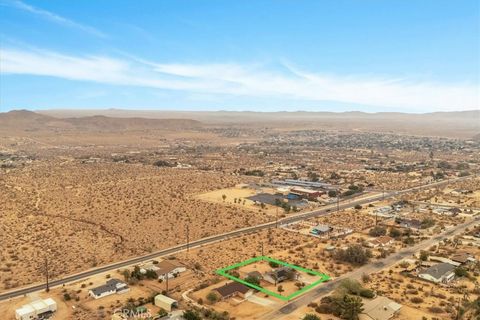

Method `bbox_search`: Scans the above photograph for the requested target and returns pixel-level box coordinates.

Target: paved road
[0,176,472,302]
[263,215,479,319]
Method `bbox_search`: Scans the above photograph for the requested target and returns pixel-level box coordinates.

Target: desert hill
[36,108,480,139]
[0,110,202,132]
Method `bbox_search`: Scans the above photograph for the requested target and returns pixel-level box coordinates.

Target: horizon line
[2,107,479,115]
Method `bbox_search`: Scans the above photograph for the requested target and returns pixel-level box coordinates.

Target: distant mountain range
[0,110,202,132]
[1,109,478,139]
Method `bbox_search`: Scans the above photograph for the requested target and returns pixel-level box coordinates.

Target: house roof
[376,236,393,244]
[268,266,294,279]
[291,187,320,194]
[154,294,177,305]
[90,279,126,296]
[16,305,35,316]
[312,224,331,232]
[451,253,473,264]
[420,263,455,280]
[361,296,402,320]
[156,260,184,275]
[214,282,250,297]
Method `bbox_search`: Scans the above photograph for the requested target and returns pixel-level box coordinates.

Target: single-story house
[367,236,394,248]
[89,279,129,299]
[156,260,187,280]
[213,282,252,300]
[263,267,298,284]
[360,296,402,320]
[310,224,332,236]
[418,263,456,284]
[451,253,476,265]
[154,294,177,312]
[372,206,394,217]
[395,218,422,229]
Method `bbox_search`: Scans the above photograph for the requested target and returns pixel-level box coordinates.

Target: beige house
[360,296,402,320]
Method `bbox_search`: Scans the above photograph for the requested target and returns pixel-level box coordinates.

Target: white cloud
[1,47,478,111]
[1,0,106,38]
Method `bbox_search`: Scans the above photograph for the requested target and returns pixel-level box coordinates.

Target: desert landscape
[0,108,479,320]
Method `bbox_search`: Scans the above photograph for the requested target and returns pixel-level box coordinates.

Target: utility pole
[275,207,279,228]
[165,273,169,293]
[186,224,190,254]
[44,256,50,292]
[260,242,264,257]
[336,189,340,213]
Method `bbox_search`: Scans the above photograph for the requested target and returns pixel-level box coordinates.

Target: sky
[0,0,479,113]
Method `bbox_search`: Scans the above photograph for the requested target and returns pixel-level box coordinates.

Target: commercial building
[290,187,324,200]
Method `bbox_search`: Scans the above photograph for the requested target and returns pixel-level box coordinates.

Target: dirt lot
[0,162,272,290]
[195,187,278,216]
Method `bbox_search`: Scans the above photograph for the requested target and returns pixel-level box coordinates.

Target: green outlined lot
[215,256,330,301]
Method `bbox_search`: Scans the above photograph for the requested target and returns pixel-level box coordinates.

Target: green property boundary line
[215,256,330,301]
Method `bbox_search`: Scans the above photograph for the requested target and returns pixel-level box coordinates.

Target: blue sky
[0,0,479,113]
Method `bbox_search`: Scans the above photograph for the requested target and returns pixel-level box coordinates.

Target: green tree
[335,245,372,265]
[222,194,227,202]
[244,275,260,286]
[308,171,320,182]
[337,295,364,320]
[122,269,131,282]
[421,218,435,229]
[207,291,219,304]
[157,308,168,317]
[368,226,386,237]
[183,309,202,320]
[145,269,157,279]
[328,190,337,198]
[389,228,401,238]
[303,314,320,320]
[419,251,429,261]
[454,267,469,278]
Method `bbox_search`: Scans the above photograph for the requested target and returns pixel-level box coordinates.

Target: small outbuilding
[154,294,178,312]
